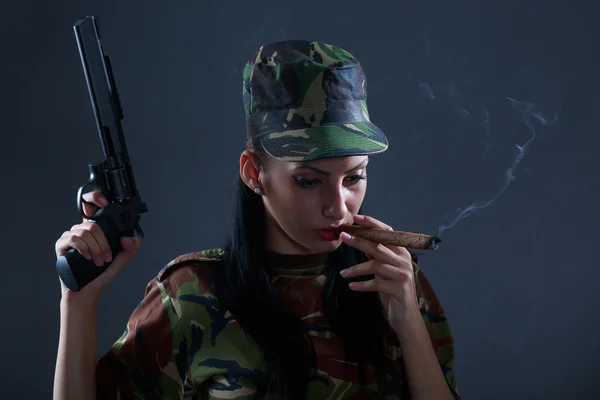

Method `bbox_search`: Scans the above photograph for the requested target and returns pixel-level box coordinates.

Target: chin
[306,238,342,253]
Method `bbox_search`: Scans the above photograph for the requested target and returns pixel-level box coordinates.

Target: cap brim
[259,122,388,162]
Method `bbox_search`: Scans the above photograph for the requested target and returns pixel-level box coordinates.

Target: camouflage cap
[242,40,388,162]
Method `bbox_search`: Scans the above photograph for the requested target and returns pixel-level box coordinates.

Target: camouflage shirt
[96,249,461,399]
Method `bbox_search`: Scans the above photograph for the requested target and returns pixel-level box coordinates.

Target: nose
[322,185,348,221]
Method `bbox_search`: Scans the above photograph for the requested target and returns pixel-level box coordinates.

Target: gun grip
[56,249,108,292]
[56,209,122,292]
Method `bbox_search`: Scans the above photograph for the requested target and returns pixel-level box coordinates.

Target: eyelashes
[347,175,366,184]
[293,174,366,188]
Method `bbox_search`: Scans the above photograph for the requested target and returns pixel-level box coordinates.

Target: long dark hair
[212,138,399,399]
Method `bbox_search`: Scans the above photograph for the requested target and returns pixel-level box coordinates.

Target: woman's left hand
[339,214,421,331]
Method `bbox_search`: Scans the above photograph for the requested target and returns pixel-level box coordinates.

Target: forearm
[394,310,455,400]
[54,297,99,400]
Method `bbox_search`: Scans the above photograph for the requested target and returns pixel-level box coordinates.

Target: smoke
[436,97,558,237]
[413,38,559,238]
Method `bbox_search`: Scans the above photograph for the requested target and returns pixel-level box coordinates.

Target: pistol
[56,15,148,292]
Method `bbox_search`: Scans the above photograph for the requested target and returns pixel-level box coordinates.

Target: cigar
[336,225,441,250]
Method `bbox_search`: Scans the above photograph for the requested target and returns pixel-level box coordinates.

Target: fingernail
[340,269,349,277]
[98,197,108,206]
[105,252,112,262]
[340,232,352,240]
[354,214,364,220]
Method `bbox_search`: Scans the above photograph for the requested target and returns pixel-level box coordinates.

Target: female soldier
[54,40,461,400]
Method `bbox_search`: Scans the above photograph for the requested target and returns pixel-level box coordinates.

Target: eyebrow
[294,159,368,176]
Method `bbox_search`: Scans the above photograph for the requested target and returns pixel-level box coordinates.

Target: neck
[264,249,329,270]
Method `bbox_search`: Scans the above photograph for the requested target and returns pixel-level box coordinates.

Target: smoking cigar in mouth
[335,225,442,250]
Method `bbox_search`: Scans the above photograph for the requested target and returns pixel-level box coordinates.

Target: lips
[315,229,340,241]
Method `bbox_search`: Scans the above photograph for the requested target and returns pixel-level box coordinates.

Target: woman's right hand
[55,191,142,300]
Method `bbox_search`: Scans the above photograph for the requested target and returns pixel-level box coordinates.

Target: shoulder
[409,258,447,316]
[149,248,225,298]
[139,248,228,326]
[411,260,461,398]
[411,260,446,315]
[157,248,225,280]
[409,259,457,349]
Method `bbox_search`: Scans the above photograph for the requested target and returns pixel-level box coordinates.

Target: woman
[54,40,461,400]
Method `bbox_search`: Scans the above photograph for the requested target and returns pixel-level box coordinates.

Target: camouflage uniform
[96,250,461,399]
[95,41,461,398]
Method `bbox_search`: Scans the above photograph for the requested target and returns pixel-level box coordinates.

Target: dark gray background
[3,0,598,398]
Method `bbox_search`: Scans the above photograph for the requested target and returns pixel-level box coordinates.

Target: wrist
[60,292,100,314]
[392,307,424,337]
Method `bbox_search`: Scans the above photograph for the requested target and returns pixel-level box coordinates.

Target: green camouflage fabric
[95,249,461,399]
[242,40,388,162]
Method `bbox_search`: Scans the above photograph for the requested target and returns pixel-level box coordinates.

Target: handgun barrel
[73,16,128,161]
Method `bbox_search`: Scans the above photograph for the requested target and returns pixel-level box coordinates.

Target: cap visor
[259,122,388,162]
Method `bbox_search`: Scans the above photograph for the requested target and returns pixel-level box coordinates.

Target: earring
[254,187,262,195]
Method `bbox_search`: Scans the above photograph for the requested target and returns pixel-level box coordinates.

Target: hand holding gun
[56,16,148,292]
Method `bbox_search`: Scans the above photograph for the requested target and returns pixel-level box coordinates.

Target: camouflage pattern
[242,40,388,162]
[96,249,461,399]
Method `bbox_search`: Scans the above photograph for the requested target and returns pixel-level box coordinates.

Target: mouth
[314,224,349,241]
[314,229,340,241]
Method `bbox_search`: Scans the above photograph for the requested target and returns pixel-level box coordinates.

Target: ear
[239,150,261,190]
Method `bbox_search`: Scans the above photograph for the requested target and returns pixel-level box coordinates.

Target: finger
[353,214,393,231]
[80,222,113,263]
[119,236,140,253]
[56,233,92,261]
[94,237,142,286]
[82,190,108,207]
[81,191,108,220]
[394,246,414,262]
[340,260,401,280]
[340,231,402,266]
[348,278,397,295]
[69,228,107,266]
[351,215,409,256]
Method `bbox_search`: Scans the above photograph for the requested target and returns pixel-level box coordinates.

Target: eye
[346,174,366,185]
[293,177,320,188]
